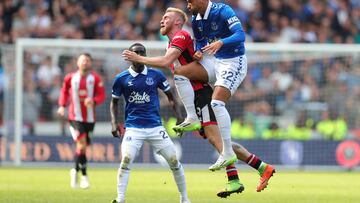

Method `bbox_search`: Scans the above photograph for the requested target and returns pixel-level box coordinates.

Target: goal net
[1,39,360,168]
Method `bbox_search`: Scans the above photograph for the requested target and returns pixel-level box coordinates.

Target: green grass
[0,167,359,203]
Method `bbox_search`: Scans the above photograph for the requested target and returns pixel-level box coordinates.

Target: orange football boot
[256,164,275,192]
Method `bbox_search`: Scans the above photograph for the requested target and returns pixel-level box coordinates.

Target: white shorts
[121,126,174,153]
[200,54,247,95]
[199,54,216,84]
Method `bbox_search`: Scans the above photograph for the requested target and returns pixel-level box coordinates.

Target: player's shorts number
[160,130,168,139]
[221,70,234,82]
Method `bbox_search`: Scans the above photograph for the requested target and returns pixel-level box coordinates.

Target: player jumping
[122,7,274,196]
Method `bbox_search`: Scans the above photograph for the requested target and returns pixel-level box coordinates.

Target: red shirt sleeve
[93,72,106,105]
[170,31,190,52]
[58,73,71,107]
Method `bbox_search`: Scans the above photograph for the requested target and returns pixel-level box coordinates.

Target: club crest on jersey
[128,91,150,104]
[146,77,154,86]
[211,22,218,30]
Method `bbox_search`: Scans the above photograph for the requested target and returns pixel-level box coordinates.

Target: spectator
[2,0,23,34]
[0,0,358,44]
[36,56,61,120]
[270,62,293,93]
[316,110,348,140]
[37,56,61,90]
[12,6,30,39]
[23,70,41,135]
[231,117,255,140]
[262,122,284,140]
[29,6,51,38]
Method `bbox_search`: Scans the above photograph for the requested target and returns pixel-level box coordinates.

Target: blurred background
[0,0,359,169]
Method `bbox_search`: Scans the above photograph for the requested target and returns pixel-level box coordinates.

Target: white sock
[171,163,188,199]
[117,168,130,202]
[174,74,198,122]
[211,99,234,157]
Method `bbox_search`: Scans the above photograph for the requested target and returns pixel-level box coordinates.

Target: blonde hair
[166,7,188,24]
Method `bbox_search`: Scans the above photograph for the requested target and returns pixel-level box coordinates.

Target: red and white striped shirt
[58,71,105,123]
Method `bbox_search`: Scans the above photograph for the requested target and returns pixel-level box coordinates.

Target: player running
[57,53,106,189]
[111,43,191,203]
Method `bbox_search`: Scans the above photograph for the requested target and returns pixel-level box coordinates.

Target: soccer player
[122,8,244,195]
[122,7,274,195]
[57,53,106,189]
[123,8,201,133]
[110,43,191,203]
[195,84,275,195]
[178,0,246,171]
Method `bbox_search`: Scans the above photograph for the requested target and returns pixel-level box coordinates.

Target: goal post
[8,38,360,167]
[13,39,168,166]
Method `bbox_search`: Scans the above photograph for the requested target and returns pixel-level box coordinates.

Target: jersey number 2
[160,130,168,139]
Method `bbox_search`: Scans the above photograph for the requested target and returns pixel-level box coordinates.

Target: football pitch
[0,167,359,203]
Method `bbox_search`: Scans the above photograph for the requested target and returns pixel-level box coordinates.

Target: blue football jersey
[192,1,246,59]
[112,66,170,128]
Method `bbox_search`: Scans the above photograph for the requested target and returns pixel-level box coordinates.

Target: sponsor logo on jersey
[211,22,218,30]
[128,91,150,103]
[173,35,185,40]
[227,16,239,25]
[79,90,87,96]
[162,80,169,87]
[146,77,154,85]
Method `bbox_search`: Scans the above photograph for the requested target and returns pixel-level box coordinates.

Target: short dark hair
[129,43,146,55]
[78,52,93,61]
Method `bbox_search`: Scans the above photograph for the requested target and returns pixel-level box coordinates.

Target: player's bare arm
[202,40,224,55]
[164,89,184,124]
[122,47,182,69]
[110,97,121,137]
[193,50,203,61]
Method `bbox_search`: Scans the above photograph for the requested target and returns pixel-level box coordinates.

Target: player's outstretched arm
[122,48,181,69]
[110,97,122,138]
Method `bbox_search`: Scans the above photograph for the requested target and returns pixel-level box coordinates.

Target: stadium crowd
[0,0,359,43]
[0,0,360,140]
